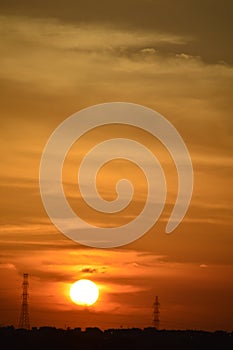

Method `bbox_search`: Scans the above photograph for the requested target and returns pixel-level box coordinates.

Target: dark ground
[1,326,232,350]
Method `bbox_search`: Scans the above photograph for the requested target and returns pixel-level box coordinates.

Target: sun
[70,279,99,306]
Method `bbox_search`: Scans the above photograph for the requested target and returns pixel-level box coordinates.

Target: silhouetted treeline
[0,326,232,350]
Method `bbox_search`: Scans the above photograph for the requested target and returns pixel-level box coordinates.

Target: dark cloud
[80,267,97,274]
[24,269,74,282]
[0,0,232,64]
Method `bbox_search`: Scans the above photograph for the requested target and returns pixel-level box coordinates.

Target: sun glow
[70,279,99,306]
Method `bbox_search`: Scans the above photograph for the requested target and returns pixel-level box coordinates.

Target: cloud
[0,15,187,52]
[0,262,16,270]
[200,264,208,268]
[175,53,197,60]
[0,1,232,64]
[140,48,157,54]
[80,267,98,274]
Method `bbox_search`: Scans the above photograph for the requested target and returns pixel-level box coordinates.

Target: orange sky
[0,1,233,331]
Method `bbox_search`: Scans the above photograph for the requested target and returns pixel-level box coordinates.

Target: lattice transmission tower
[18,273,30,329]
[153,295,160,329]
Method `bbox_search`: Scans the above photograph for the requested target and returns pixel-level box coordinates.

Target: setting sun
[70,279,99,306]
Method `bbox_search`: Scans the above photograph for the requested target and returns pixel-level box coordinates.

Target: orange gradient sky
[0,1,233,331]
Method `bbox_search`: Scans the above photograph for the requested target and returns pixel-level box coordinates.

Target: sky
[0,0,233,331]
